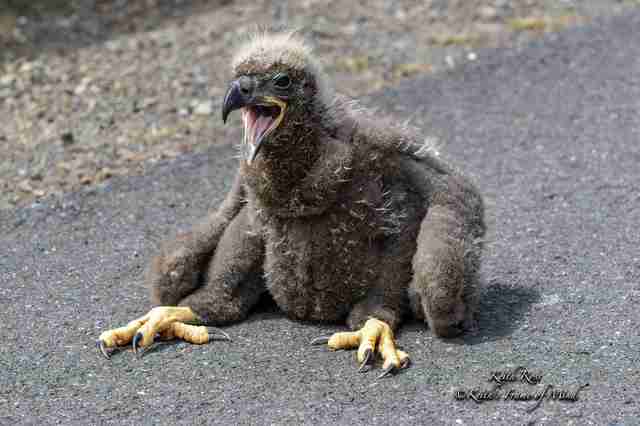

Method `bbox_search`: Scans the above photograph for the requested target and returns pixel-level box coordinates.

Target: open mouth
[241,99,286,164]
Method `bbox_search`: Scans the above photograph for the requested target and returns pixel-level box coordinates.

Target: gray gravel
[4,0,638,209]
[2,10,640,425]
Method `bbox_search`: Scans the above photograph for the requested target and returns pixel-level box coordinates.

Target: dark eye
[273,73,291,89]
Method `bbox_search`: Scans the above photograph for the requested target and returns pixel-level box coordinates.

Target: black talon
[309,336,330,346]
[206,327,232,342]
[377,364,395,379]
[132,332,143,356]
[358,348,373,373]
[97,340,111,359]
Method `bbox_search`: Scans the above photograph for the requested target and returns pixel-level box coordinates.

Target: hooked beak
[221,79,287,164]
[221,80,246,124]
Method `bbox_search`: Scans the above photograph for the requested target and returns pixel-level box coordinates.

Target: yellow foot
[96,306,230,359]
[311,318,410,378]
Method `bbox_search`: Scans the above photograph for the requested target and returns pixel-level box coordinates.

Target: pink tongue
[252,114,274,145]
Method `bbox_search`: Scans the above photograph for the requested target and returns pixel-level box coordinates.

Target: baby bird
[97,31,486,377]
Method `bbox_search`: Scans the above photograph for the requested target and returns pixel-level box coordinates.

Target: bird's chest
[258,181,389,321]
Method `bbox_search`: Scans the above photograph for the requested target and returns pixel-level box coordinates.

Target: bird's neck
[243,115,353,218]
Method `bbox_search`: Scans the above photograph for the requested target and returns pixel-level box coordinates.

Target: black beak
[222,79,250,124]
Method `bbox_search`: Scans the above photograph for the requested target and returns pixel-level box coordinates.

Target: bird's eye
[273,73,291,89]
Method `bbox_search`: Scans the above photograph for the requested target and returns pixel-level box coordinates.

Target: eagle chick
[98,31,486,377]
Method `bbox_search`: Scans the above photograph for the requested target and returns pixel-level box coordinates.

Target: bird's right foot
[96,306,230,359]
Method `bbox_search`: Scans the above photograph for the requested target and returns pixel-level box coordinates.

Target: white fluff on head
[232,30,333,106]
[232,30,311,71]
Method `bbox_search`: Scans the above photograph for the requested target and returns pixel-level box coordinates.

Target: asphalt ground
[1,11,639,426]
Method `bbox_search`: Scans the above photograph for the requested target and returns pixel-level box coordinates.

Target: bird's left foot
[96,306,230,359]
[311,317,410,378]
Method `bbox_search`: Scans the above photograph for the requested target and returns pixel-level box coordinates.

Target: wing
[149,170,247,305]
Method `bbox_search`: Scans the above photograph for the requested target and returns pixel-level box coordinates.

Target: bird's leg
[97,306,230,359]
[311,318,410,378]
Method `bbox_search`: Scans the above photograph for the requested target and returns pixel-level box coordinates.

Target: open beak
[222,80,287,164]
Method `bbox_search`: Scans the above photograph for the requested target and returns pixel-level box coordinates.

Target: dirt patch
[1,0,638,209]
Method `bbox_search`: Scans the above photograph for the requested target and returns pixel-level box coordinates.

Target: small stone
[193,100,213,116]
[0,74,16,87]
[19,62,34,73]
[74,77,92,95]
[197,45,212,56]
[61,132,74,145]
[96,168,114,182]
[143,97,157,108]
[17,180,33,192]
[478,6,499,20]
[445,55,456,68]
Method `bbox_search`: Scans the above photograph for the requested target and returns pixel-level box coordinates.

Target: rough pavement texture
[2,11,639,426]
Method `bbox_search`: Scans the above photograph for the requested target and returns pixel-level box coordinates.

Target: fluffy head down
[232,31,312,71]
[232,31,332,105]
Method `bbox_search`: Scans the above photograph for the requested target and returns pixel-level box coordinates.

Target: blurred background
[0,0,637,209]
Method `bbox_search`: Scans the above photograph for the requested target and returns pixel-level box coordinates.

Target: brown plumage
[98,31,485,374]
